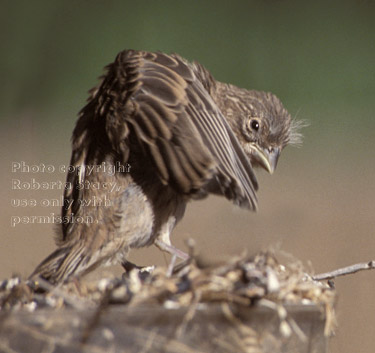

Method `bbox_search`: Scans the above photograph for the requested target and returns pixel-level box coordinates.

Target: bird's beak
[250,145,280,174]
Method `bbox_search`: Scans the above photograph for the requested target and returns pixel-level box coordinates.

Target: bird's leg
[154,216,189,275]
[166,254,177,277]
[154,217,190,261]
[154,238,189,261]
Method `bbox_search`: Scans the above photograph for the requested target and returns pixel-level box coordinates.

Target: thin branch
[313,260,375,281]
[33,277,91,310]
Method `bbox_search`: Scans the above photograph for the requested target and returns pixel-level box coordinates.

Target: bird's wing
[62,50,258,239]
[110,50,258,209]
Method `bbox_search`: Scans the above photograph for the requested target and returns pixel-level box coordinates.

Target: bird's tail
[29,243,92,285]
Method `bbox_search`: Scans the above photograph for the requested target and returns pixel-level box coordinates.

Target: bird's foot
[154,239,192,277]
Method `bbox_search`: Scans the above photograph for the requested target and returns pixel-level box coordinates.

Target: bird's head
[215,85,303,174]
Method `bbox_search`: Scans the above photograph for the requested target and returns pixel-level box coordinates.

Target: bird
[29,49,302,285]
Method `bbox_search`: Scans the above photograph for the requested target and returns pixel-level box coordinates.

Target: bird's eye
[250,119,260,132]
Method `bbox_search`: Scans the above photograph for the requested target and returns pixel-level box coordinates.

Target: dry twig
[313,260,375,281]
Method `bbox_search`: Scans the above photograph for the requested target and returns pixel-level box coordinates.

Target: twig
[33,277,91,310]
[313,260,375,281]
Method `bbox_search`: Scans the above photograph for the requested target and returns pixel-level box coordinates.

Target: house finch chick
[29,50,302,284]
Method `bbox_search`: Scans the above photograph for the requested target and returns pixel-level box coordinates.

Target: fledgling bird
[29,50,302,284]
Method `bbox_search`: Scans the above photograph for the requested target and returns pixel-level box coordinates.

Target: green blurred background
[1,1,375,352]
